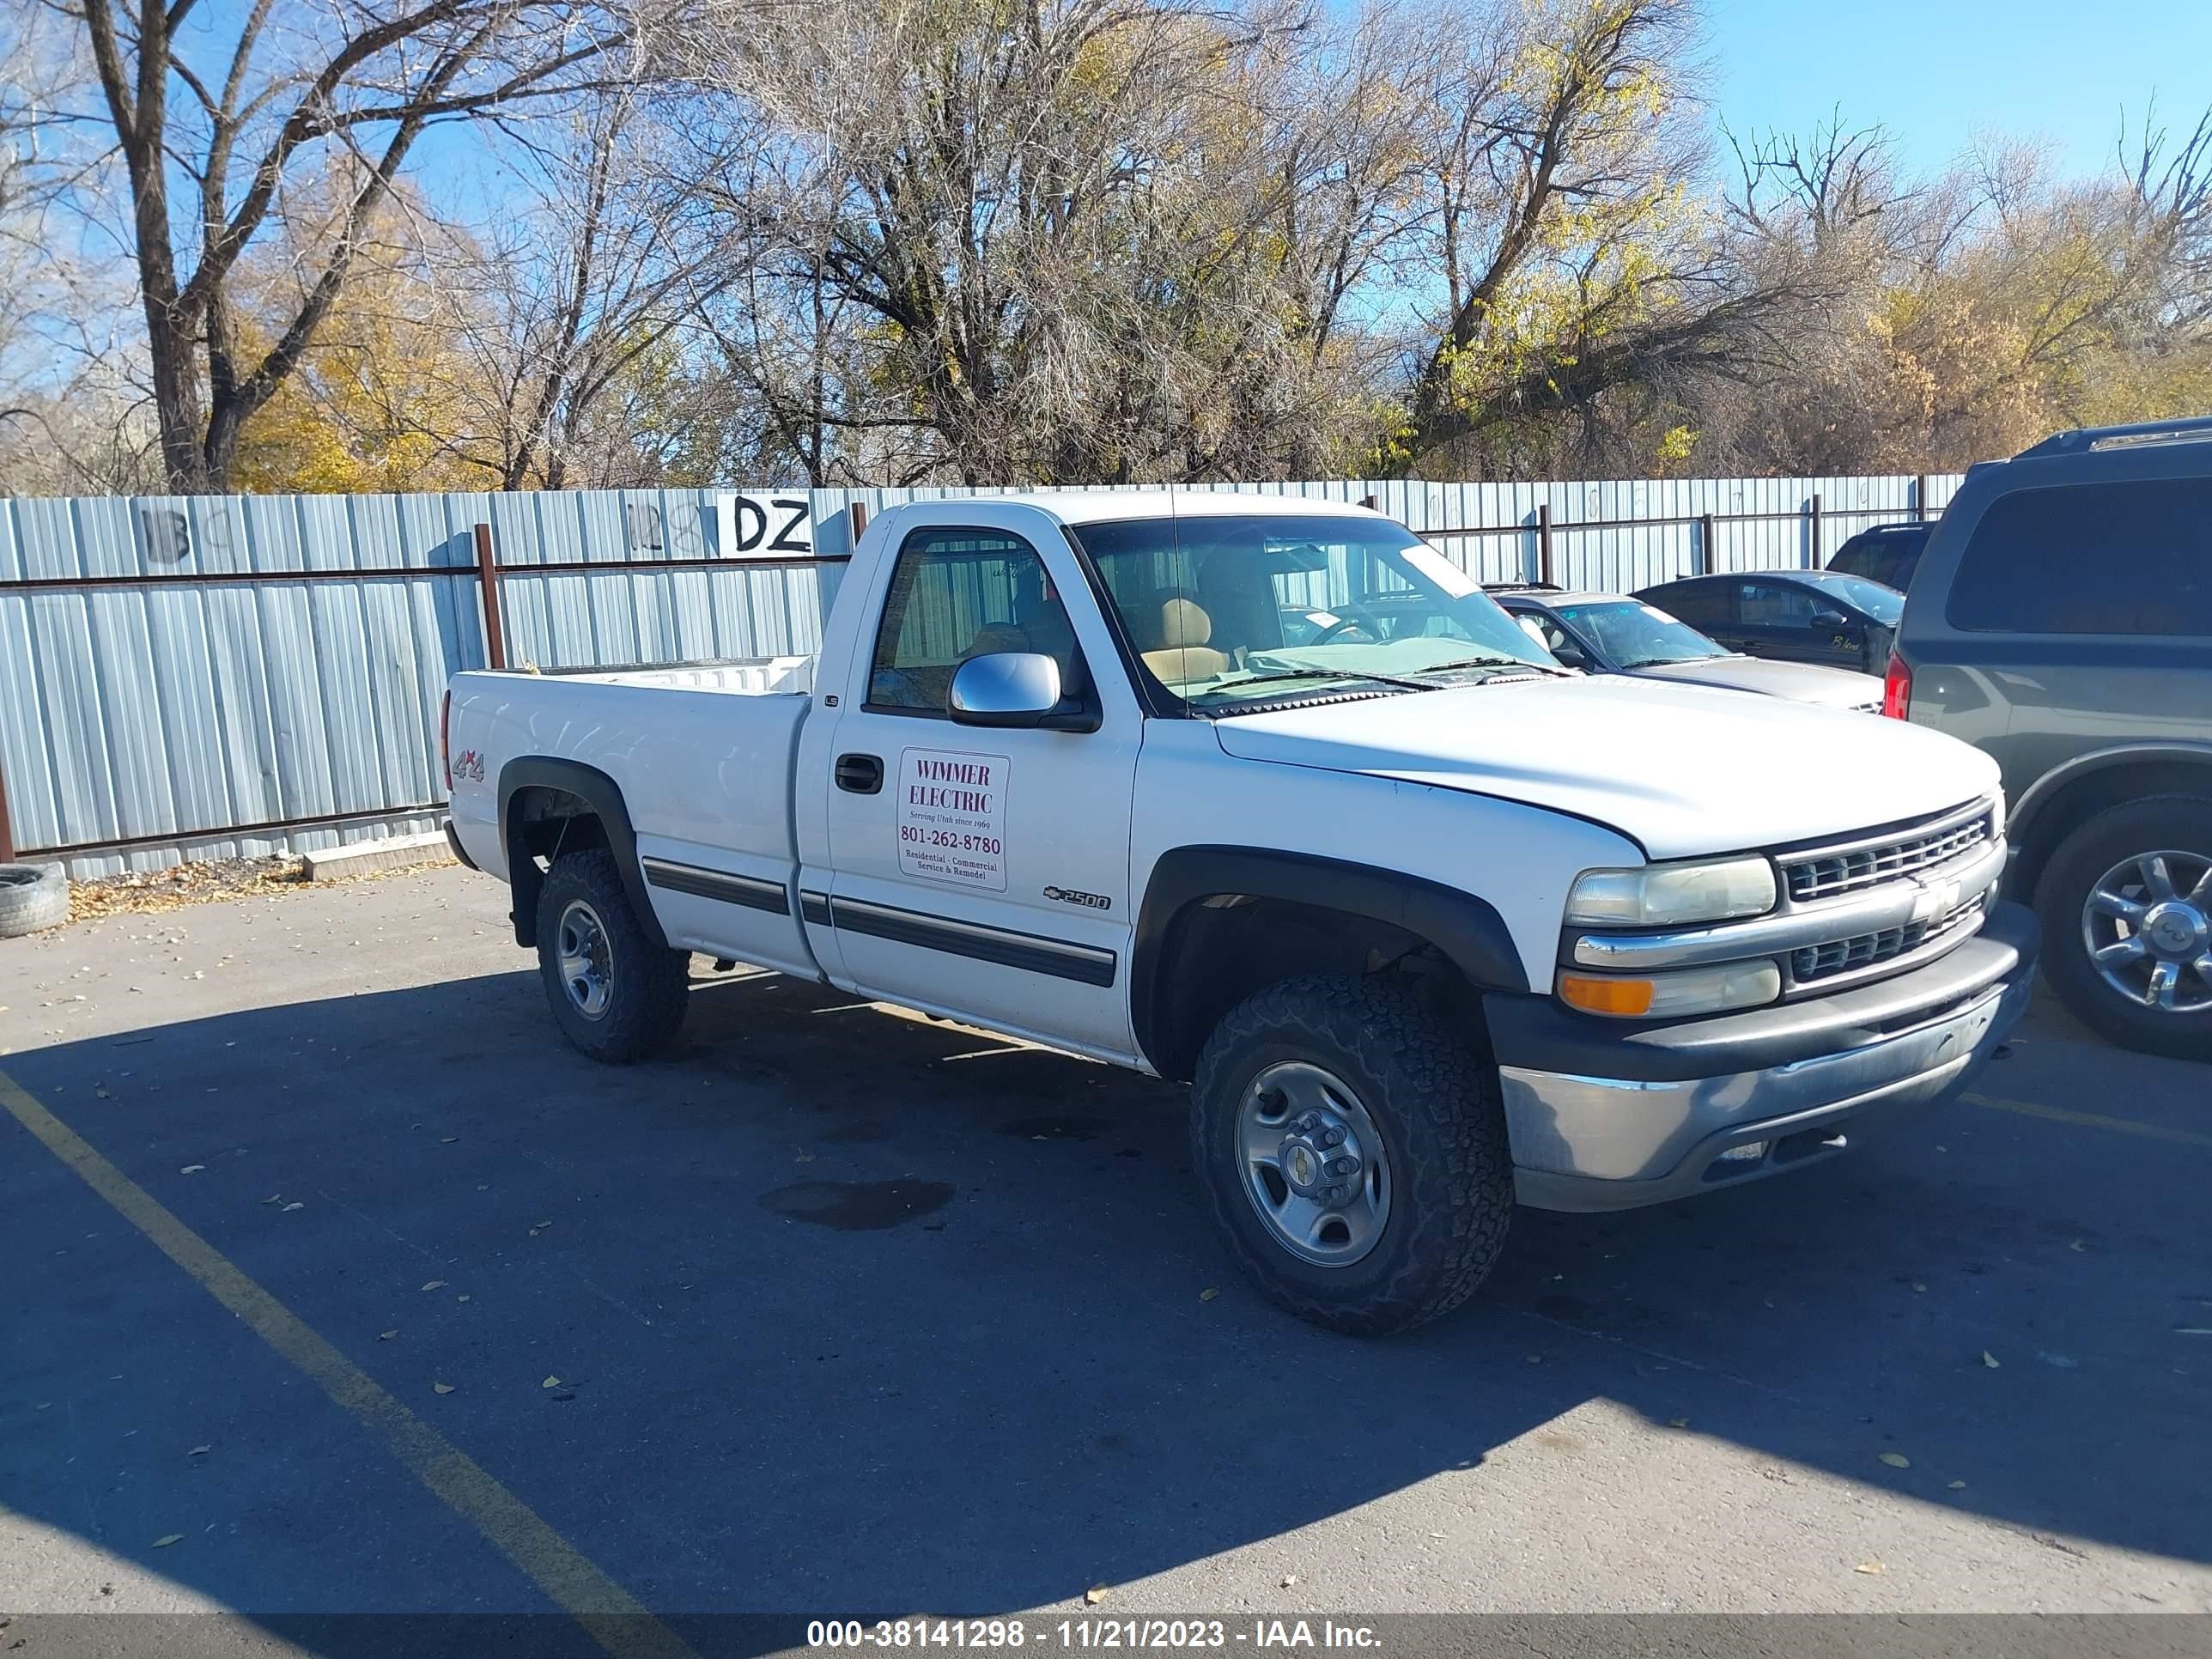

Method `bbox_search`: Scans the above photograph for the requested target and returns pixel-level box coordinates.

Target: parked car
[1487,584,1882,712]
[445,495,2034,1334]
[1885,416,2212,1060]
[1632,569,1904,675]
[1827,522,1934,591]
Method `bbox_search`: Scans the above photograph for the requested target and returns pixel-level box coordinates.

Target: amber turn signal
[1558,974,1656,1017]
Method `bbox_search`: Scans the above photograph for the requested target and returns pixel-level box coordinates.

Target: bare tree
[54,0,656,492]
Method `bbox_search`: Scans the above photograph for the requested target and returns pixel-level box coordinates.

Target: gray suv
[1887,417,2212,1060]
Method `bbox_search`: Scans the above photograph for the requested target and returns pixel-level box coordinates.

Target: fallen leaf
[378,1331,398,1341]
[1084,1586,1109,1606]
[541,1376,561,1389]
[1279,1573,1297,1589]
[179,1164,205,1175]
[1948,1480,1968,1491]
[432,1382,455,1395]
[1981,1351,2001,1368]
[186,1446,210,1457]
[421,1280,447,1291]
[281,1201,303,1212]
[1854,1560,1883,1576]
[151,1534,185,1548]
[1198,1287,1219,1302]
[1880,1452,1911,1468]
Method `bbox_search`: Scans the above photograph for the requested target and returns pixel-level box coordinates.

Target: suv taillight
[440,690,453,789]
[1881,651,1912,720]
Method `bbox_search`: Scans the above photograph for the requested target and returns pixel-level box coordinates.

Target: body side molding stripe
[641,857,791,916]
[828,896,1117,988]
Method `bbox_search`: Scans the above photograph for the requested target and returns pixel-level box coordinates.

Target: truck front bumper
[1487,900,2038,1212]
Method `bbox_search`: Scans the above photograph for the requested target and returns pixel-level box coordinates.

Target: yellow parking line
[1962,1091,2212,1150]
[0,1066,697,1659]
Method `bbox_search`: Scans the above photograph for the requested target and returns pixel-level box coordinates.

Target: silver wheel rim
[556,899,614,1020]
[1237,1060,1392,1268]
[2081,848,2212,1017]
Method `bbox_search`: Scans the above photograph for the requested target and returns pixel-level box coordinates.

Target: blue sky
[1707,0,2212,178]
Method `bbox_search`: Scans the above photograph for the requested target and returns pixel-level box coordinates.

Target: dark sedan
[1631,569,1905,675]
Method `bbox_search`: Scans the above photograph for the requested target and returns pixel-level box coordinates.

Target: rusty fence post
[473,522,507,672]
[0,743,15,861]
[848,501,869,549]
[1698,512,1716,575]
[1916,473,1930,521]
[1536,501,1554,586]
[1808,492,1822,567]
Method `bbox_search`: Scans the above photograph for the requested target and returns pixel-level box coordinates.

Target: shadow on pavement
[3,961,2206,1629]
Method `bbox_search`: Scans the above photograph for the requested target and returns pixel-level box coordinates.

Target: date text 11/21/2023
[805,1620,1382,1650]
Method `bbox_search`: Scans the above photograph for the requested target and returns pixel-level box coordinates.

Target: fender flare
[496,757,665,950]
[2009,741,2212,851]
[1129,845,1529,1076]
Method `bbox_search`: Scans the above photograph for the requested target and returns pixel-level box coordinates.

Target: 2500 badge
[1043,886,1111,910]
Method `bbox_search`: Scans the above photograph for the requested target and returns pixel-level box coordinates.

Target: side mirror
[1809,608,1850,631]
[950,652,1095,731]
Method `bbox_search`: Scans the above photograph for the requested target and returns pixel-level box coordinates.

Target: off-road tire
[1189,975,1514,1336]
[534,847,690,1062]
[0,863,69,939]
[2035,794,2212,1062]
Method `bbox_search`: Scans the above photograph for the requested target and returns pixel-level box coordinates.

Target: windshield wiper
[1218,667,1436,693]
[1412,656,1571,678]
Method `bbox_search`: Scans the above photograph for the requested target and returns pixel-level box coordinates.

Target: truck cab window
[867,528,1083,713]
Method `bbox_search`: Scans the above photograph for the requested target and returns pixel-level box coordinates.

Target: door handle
[835,753,884,794]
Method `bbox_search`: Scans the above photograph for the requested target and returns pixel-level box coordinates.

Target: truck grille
[1791,892,1987,984]
[1780,802,1995,903]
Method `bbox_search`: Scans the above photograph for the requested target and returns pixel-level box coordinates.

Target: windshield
[1554,599,1729,667]
[1806,571,1905,624]
[1066,514,1559,712]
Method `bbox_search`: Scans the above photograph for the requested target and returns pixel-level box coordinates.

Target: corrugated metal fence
[2,472,1960,876]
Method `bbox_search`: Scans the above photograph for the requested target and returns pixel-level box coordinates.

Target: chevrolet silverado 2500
[444,494,2038,1334]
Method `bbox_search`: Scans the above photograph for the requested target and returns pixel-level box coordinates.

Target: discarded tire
[0,862,70,938]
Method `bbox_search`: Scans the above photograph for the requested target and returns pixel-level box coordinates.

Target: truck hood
[1630,656,1883,710]
[1210,675,1998,860]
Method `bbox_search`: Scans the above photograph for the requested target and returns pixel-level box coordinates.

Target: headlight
[1565,856,1778,927]
[1558,960,1782,1018]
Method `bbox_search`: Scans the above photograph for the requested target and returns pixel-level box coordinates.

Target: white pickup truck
[444,493,2037,1334]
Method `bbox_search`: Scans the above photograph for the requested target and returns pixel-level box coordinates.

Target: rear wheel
[2035,795,2212,1062]
[534,848,690,1062]
[1189,975,1513,1336]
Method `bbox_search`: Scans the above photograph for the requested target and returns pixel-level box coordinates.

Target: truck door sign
[896,748,1010,890]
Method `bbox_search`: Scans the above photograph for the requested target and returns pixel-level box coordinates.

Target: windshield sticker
[897,748,1009,890]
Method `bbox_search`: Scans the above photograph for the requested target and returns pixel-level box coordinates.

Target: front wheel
[1189,976,1514,1336]
[534,847,691,1063]
[2035,795,2212,1061]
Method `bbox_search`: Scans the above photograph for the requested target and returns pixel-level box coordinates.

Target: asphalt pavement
[2,863,2207,1656]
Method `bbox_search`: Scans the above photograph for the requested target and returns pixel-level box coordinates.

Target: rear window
[1948,479,2212,635]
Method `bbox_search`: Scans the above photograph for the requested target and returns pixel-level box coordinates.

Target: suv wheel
[534,848,691,1062]
[2035,796,2212,1061]
[1189,975,1513,1336]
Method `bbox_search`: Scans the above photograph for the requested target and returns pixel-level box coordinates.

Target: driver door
[815,507,1146,1061]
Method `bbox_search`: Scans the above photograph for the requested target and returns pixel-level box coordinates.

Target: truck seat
[1142,597,1233,680]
